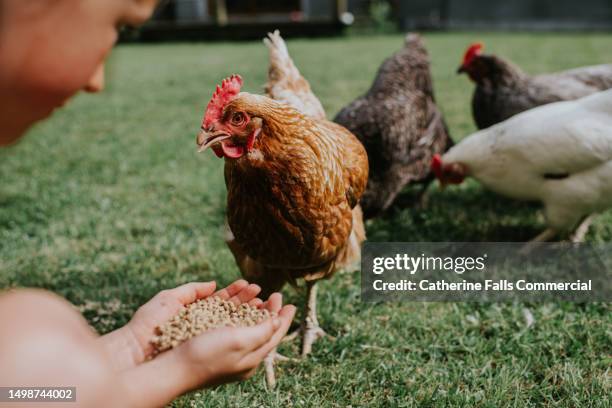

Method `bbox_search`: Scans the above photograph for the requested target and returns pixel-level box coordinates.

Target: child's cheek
[21,30,116,110]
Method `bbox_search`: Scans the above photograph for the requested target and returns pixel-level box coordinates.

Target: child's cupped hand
[173,291,295,388]
[101,280,295,372]
[105,280,295,407]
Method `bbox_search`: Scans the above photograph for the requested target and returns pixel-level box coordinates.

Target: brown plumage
[222,95,367,287]
[196,32,368,374]
[334,33,452,218]
[459,42,612,129]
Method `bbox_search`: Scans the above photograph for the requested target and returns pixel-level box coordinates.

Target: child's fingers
[232,315,282,353]
[262,292,282,314]
[242,305,296,365]
[228,283,261,306]
[179,318,275,360]
[248,298,264,308]
[213,279,248,300]
[163,282,217,305]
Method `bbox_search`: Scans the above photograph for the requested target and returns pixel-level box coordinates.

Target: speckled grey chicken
[459,42,612,129]
[334,33,452,218]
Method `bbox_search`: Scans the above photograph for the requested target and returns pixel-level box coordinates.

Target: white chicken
[432,89,612,242]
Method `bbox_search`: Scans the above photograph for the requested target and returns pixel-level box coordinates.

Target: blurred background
[2,1,611,406]
[127,0,612,41]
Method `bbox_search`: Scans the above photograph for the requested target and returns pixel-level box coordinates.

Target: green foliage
[1,33,611,407]
[368,0,395,33]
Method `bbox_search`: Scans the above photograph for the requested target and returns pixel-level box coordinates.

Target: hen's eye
[231,112,246,126]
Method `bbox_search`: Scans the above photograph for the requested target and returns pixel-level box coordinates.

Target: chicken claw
[300,281,334,357]
[301,321,331,357]
[264,348,296,389]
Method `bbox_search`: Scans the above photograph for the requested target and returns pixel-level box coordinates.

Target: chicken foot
[300,280,333,357]
[263,348,296,389]
[529,228,558,243]
[520,214,595,255]
[263,281,330,387]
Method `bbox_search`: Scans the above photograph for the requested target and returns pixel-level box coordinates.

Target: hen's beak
[196,129,231,153]
[456,65,466,74]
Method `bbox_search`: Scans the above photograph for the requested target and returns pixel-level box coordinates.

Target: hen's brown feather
[222,95,367,294]
[222,33,366,295]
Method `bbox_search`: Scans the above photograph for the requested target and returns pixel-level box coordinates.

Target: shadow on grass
[367,182,544,242]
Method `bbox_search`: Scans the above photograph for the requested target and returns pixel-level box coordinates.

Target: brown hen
[196,31,368,385]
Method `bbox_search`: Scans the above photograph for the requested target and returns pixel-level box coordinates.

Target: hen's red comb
[203,74,243,128]
[462,42,483,66]
[431,154,443,178]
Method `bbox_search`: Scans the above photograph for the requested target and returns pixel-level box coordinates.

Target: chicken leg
[521,214,595,255]
[264,281,329,387]
[263,348,295,389]
[520,228,558,255]
[570,215,594,243]
[300,280,331,356]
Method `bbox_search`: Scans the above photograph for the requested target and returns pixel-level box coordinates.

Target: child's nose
[84,63,105,93]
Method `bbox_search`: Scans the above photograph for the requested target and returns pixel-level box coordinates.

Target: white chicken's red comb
[203,74,243,128]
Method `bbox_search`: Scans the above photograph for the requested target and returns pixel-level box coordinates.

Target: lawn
[1,32,611,407]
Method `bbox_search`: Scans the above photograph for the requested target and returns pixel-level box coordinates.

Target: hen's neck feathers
[478,55,527,87]
[227,92,323,150]
[231,93,307,129]
[443,128,490,169]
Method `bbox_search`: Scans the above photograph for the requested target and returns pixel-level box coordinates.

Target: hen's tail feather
[263,30,326,120]
[404,32,425,50]
[335,205,366,270]
[264,30,291,67]
[264,30,294,86]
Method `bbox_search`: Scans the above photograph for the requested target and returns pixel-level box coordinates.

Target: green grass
[1,32,611,407]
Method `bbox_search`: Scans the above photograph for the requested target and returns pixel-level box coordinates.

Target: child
[0,1,296,406]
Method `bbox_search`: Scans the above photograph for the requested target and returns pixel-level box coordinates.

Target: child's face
[0,0,158,145]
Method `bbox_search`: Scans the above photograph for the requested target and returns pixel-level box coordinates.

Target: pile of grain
[151,296,271,354]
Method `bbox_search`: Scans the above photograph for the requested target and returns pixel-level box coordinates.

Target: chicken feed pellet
[150,296,271,355]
